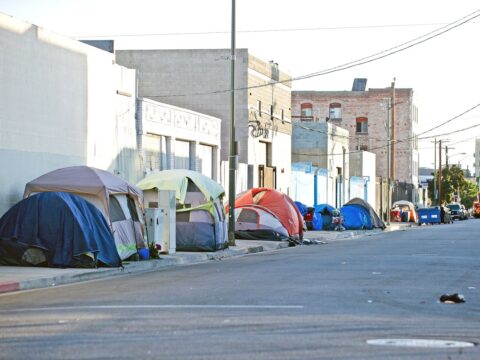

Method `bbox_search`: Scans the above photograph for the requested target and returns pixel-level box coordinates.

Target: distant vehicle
[447,203,468,220]
[473,202,480,218]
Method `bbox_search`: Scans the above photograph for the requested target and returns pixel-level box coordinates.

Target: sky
[1,0,479,171]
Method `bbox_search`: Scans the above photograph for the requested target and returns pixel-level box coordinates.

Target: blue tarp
[294,201,308,216]
[314,204,338,230]
[0,192,121,267]
[340,204,373,230]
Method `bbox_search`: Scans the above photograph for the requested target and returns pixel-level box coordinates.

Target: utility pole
[438,140,442,205]
[342,147,346,206]
[390,78,396,180]
[445,146,449,170]
[433,137,437,205]
[227,0,236,246]
[386,97,391,225]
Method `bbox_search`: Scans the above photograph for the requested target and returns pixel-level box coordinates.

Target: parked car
[447,203,468,220]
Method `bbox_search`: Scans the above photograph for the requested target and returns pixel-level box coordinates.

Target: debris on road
[439,293,465,304]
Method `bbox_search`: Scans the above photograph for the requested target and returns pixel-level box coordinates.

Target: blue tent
[293,201,308,216]
[0,192,121,267]
[340,198,385,230]
[314,204,338,230]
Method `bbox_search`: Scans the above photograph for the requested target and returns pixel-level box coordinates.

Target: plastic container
[138,248,150,260]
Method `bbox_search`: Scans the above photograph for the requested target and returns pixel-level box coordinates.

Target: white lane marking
[0,304,304,312]
[367,339,475,348]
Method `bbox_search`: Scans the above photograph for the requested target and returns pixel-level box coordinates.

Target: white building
[0,12,138,215]
[136,98,221,180]
[475,138,480,182]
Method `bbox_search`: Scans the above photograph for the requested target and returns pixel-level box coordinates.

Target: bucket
[138,248,150,260]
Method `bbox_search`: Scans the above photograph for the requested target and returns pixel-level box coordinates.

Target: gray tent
[24,166,146,260]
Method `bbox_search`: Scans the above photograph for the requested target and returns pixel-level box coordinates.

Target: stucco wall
[0,13,138,215]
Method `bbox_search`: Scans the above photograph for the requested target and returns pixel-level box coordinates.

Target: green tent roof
[137,170,225,204]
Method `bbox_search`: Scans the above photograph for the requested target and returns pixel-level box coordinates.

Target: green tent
[137,170,228,252]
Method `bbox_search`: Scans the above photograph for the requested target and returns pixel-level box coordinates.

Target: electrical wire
[141,8,480,98]
[74,22,472,38]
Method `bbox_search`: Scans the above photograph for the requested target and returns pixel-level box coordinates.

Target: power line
[142,8,480,99]
[74,21,479,39]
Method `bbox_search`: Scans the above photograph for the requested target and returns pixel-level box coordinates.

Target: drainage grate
[367,339,475,348]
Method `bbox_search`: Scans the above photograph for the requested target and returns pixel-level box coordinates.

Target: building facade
[136,98,221,181]
[291,122,349,207]
[292,83,420,202]
[116,49,292,195]
[475,138,480,183]
[0,12,138,215]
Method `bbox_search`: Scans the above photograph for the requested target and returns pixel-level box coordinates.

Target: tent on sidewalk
[24,166,145,260]
[340,198,385,230]
[230,188,303,243]
[392,200,418,222]
[0,192,121,268]
[314,204,339,230]
[137,170,228,252]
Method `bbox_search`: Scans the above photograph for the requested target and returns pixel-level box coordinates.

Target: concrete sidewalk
[0,240,289,295]
[0,223,414,295]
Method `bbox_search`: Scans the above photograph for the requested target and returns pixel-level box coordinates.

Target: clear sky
[1,0,479,171]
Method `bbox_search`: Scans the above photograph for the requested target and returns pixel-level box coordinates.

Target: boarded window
[329,103,342,119]
[300,103,313,120]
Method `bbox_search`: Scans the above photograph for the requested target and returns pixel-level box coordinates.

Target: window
[357,145,368,151]
[356,117,368,133]
[300,103,313,121]
[329,103,342,119]
[109,195,126,222]
[270,104,274,120]
[257,100,262,116]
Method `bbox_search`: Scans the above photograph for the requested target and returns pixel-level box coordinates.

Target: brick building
[292,80,420,202]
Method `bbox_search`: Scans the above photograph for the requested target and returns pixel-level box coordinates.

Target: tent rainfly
[24,166,145,260]
[137,170,228,252]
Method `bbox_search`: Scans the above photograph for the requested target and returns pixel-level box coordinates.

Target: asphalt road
[1,219,479,359]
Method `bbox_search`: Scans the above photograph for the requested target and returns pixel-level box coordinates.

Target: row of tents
[0,166,385,269]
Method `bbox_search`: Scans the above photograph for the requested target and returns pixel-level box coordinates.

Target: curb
[0,242,287,295]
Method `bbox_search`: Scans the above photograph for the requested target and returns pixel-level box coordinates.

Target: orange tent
[231,188,303,241]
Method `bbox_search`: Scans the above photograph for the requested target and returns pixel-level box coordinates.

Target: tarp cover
[341,197,385,230]
[314,204,338,230]
[0,192,121,267]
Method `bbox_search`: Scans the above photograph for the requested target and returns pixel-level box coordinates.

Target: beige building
[292,81,419,201]
[116,49,293,195]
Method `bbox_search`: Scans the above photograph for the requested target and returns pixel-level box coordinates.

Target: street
[0,220,479,359]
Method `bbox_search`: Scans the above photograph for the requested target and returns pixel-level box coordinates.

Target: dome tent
[137,170,228,252]
[0,192,121,267]
[341,198,385,230]
[24,166,145,260]
[231,188,303,243]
